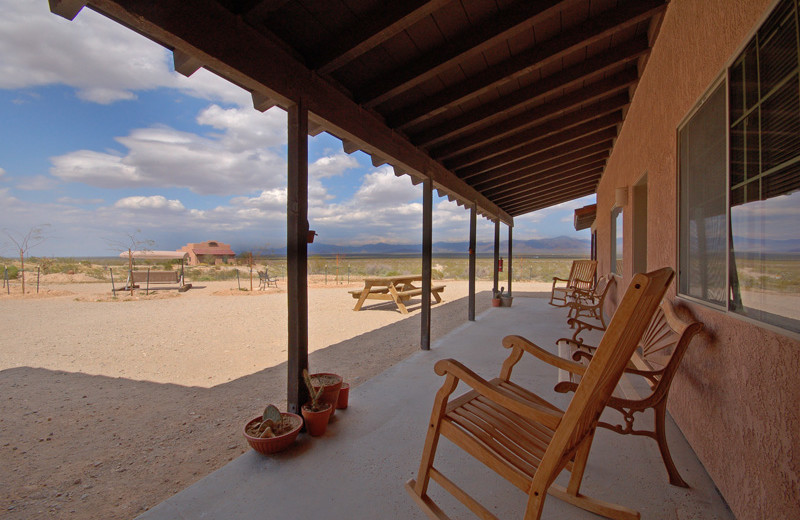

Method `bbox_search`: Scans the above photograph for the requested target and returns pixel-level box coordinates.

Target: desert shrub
[4,265,19,279]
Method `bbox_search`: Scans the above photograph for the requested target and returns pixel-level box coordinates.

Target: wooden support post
[421,177,432,350]
[493,220,500,293]
[287,99,310,415]
[508,223,513,296]
[468,204,477,321]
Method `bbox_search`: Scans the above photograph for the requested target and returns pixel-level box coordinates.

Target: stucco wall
[596,0,800,518]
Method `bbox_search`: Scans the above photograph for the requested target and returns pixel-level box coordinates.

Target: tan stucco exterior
[596,1,799,518]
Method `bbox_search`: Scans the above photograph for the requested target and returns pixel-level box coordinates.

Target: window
[679,0,800,335]
[611,207,623,275]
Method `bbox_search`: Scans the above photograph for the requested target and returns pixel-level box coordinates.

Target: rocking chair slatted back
[539,268,674,491]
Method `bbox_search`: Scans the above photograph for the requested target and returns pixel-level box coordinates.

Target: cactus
[492,286,505,298]
[303,369,328,412]
[253,404,285,438]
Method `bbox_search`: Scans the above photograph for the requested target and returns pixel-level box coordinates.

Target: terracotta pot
[491,298,501,307]
[337,382,350,409]
[500,296,513,307]
[243,412,303,455]
[302,403,332,437]
[311,372,343,417]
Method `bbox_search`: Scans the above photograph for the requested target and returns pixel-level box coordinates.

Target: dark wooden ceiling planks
[64,0,670,221]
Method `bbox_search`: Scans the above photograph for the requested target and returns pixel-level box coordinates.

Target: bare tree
[106,230,155,296]
[3,225,51,295]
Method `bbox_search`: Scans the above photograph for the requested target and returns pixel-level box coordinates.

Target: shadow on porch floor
[137,294,733,520]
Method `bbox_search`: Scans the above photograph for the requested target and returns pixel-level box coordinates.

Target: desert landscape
[0,266,552,519]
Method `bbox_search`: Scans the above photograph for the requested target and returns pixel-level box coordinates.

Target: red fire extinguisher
[498,258,503,272]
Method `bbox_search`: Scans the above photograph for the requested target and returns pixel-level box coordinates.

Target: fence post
[146,267,151,296]
[37,267,40,293]
[236,269,241,290]
[324,265,328,284]
[110,267,116,297]
[4,267,8,294]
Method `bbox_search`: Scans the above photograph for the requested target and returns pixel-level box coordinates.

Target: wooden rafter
[405,36,647,146]
[313,0,452,74]
[474,145,612,191]
[356,0,573,107]
[385,0,667,129]
[456,116,620,178]
[491,170,606,208]
[416,67,637,150]
[440,94,628,166]
[481,154,609,198]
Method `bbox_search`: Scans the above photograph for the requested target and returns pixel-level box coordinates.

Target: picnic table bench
[349,275,445,314]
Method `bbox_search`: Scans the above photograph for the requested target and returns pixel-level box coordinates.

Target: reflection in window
[612,208,623,275]
[727,0,800,333]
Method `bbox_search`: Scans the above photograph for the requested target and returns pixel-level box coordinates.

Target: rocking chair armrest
[502,335,588,377]
[434,358,563,430]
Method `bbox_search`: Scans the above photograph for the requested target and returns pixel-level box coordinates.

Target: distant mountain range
[263,235,592,256]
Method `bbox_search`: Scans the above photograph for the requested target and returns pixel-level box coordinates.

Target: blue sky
[0,0,594,257]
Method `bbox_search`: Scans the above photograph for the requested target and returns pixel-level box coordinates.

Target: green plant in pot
[302,370,333,437]
[243,404,303,455]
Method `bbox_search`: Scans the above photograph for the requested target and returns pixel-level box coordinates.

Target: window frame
[611,206,623,277]
[676,0,800,339]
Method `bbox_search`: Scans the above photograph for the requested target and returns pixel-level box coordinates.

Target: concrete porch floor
[137,294,734,520]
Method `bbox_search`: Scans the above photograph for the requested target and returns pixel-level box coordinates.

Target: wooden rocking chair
[554,299,703,487]
[549,259,597,307]
[406,267,674,520]
[567,274,615,324]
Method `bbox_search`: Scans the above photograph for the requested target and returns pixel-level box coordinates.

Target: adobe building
[177,241,236,266]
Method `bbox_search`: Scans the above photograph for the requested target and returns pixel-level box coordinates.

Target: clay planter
[302,403,333,437]
[243,412,303,455]
[311,372,343,418]
[500,296,513,307]
[337,382,350,409]
[491,298,501,307]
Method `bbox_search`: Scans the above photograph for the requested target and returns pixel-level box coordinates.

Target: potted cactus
[302,370,333,436]
[310,372,343,417]
[243,404,303,455]
[492,287,504,307]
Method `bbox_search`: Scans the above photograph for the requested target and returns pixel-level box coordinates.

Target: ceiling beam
[496,168,604,206]
[385,0,667,129]
[456,115,620,178]
[79,0,511,223]
[505,183,599,215]
[356,0,571,107]
[438,93,627,165]
[481,154,608,197]
[404,36,647,144]
[313,0,451,74]
[415,67,637,149]
[473,141,612,190]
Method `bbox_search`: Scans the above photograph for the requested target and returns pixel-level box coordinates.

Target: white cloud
[0,167,6,179]
[114,195,185,212]
[309,154,359,178]
[0,2,251,106]
[57,196,104,205]
[196,105,287,149]
[16,174,60,190]
[50,124,287,195]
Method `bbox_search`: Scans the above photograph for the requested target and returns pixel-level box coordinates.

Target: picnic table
[348,275,445,314]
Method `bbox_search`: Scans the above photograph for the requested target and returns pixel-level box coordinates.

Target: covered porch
[137,294,732,519]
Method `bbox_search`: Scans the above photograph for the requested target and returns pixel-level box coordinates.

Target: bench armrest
[434,358,562,430]
[501,335,588,377]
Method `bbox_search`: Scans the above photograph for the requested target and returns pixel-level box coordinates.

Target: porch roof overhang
[51,0,669,224]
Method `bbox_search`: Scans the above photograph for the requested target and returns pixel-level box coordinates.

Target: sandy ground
[0,276,549,519]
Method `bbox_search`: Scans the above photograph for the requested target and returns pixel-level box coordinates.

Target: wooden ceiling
[52,0,668,223]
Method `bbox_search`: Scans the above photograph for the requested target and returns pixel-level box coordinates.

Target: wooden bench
[125,270,191,292]
[553,299,703,487]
